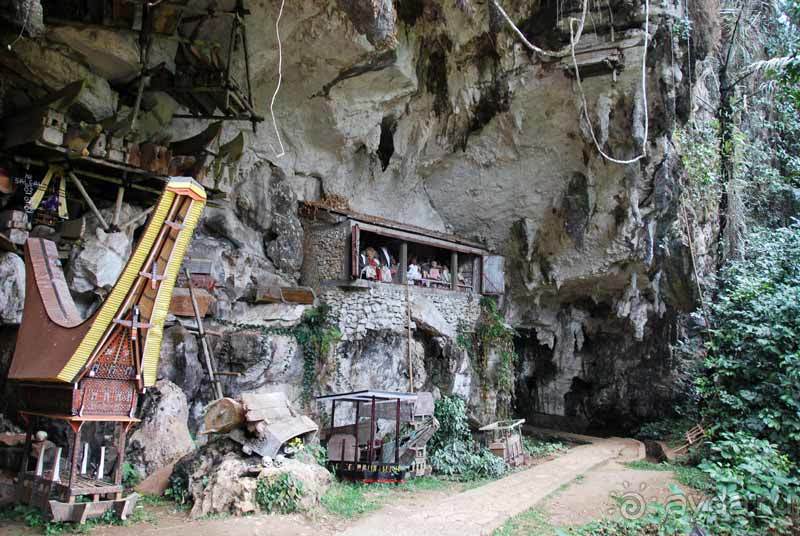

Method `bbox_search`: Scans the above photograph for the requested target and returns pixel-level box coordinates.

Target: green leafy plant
[698,223,800,460]
[255,473,304,514]
[217,304,341,405]
[428,395,508,480]
[522,437,567,459]
[695,431,799,534]
[122,462,141,488]
[457,298,518,416]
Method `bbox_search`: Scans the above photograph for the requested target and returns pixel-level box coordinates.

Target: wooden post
[353,401,360,462]
[35,443,46,476]
[113,422,127,491]
[451,251,458,291]
[67,171,110,232]
[97,446,105,481]
[113,185,125,228]
[52,448,62,482]
[394,398,400,465]
[368,397,376,464]
[68,425,82,491]
[330,400,337,431]
[81,443,89,475]
[20,417,33,474]
[406,283,414,392]
[185,268,224,399]
[400,242,408,284]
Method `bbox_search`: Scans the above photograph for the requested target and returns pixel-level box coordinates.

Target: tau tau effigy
[7,177,206,523]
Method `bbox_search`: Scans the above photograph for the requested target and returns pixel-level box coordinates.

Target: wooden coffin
[254,286,315,305]
[169,287,215,317]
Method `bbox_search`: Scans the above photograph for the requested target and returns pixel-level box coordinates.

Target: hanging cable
[490,0,587,57]
[7,0,32,51]
[493,0,650,165]
[269,0,286,158]
[569,0,650,164]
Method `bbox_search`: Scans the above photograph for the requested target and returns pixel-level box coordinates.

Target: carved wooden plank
[169,287,215,317]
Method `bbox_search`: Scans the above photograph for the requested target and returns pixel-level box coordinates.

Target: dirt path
[1,434,648,536]
[339,436,643,536]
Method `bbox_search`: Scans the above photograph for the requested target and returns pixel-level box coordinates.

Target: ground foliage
[428,395,508,480]
[255,473,305,514]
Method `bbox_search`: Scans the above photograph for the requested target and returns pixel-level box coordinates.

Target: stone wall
[301,218,351,288]
[320,281,481,342]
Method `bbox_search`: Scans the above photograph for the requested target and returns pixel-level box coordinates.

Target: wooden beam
[451,251,458,291]
[67,171,109,232]
[113,185,125,227]
[400,242,408,284]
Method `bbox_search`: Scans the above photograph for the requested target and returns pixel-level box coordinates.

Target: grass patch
[0,501,156,534]
[522,437,569,459]
[493,508,556,536]
[321,477,450,519]
[623,460,711,490]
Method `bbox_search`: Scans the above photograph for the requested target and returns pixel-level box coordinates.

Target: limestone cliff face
[0,0,716,443]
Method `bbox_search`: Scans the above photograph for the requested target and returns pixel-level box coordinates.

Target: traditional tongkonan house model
[7,178,206,523]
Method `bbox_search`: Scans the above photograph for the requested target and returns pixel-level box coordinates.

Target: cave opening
[377,116,397,171]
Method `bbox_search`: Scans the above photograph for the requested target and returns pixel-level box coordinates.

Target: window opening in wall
[357,229,478,292]
[357,230,402,283]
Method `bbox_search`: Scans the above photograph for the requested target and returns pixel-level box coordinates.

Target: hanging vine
[456,297,518,417]
[216,304,341,405]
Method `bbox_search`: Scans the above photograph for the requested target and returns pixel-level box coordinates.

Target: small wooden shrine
[480,419,526,468]
[7,177,206,522]
[317,390,419,484]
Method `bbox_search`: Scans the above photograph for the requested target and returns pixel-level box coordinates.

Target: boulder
[410,296,454,339]
[266,176,304,276]
[127,380,195,477]
[174,438,332,519]
[0,252,24,325]
[336,0,397,49]
[3,37,116,121]
[233,165,272,234]
[67,227,132,296]
[47,24,140,83]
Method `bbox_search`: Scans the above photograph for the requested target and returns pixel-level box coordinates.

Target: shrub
[428,396,507,480]
[255,473,304,514]
[522,437,567,458]
[698,223,800,460]
[694,431,800,534]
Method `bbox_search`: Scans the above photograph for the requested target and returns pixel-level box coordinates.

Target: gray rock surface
[68,227,132,296]
[127,380,195,477]
[0,253,24,325]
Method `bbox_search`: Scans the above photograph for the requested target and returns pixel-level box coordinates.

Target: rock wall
[0,0,722,475]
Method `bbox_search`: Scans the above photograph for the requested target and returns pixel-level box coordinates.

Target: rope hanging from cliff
[490,0,587,57]
[269,0,286,158]
[568,0,650,164]
[493,0,650,165]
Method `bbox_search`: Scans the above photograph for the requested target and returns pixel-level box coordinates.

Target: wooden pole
[20,417,33,474]
[406,283,414,392]
[68,425,82,491]
[400,242,408,284]
[67,171,110,232]
[395,398,400,465]
[451,251,458,291]
[185,268,224,399]
[113,185,125,227]
[113,422,127,492]
[368,396,376,464]
[353,401,360,462]
[330,400,337,431]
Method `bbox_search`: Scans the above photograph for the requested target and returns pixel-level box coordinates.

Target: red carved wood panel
[80,378,137,417]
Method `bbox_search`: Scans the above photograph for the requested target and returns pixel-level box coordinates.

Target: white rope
[269,0,286,158]
[491,0,587,57]
[7,0,32,51]
[569,0,650,164]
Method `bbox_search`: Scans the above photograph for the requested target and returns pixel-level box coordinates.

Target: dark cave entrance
[377,116,396,171]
